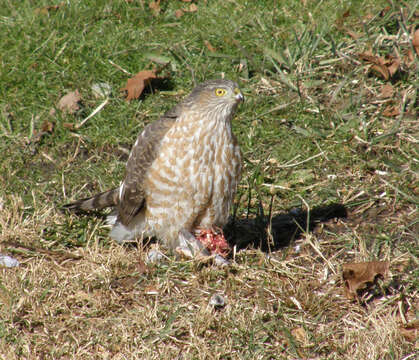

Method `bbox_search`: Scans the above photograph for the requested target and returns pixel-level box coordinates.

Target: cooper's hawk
[65,79,243,261]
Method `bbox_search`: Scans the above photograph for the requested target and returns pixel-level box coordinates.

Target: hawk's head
[185,79,244,119]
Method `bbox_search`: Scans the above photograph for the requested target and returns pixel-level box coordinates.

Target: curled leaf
[121,70,158,101]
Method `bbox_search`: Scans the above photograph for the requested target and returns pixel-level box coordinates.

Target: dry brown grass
[0,191,417,358]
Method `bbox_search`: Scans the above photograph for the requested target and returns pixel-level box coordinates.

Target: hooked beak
[234,88,244,103]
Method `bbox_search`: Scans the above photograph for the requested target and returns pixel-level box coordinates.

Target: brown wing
[117,104,182,225]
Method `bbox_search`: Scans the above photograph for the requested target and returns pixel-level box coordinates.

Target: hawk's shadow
[224,203,347,252]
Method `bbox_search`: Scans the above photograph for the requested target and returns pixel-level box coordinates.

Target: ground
[0,0,418,359]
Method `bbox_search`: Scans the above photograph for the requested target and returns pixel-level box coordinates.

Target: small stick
[75,98,109,129]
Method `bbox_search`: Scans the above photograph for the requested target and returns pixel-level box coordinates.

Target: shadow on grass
[224,203,347,252]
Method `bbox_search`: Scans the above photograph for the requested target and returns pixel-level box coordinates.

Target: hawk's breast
[143,111,241,246]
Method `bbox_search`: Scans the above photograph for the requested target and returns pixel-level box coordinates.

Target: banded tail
[63,188,119,211]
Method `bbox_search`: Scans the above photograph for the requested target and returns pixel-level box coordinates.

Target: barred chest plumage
[143,109,242,248]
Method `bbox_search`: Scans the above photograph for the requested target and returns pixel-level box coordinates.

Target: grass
[1,0,418,358]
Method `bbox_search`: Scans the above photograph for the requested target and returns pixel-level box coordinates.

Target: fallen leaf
[382,105,400,117]
[342,9,350,18]
[291,327,310,346]
[175,9,184,18]
[57,90,81,114]
[35,2,64,15]
[149,0,161,16]
[63,122,75,130]
[342,261,389,300]
[110,276,140,290]
[380,84,394,98]
[412,28,419,56]
[371,62,389,80]
[358,52,399,80]
[121,70,158,101]
[136,258,149,275]
[386,56,400,77]
[184,3,198,12]
[41,119,54,133]
[335,9,350,29]
[405,49,415,64]
[204,40,216,53]
[399,320,419,342]
[379,6,391,17]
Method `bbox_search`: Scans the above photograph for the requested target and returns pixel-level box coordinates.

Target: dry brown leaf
[371,62,389,80]
[204,40,216,53]
[149,0,161,16]
[184,3,198,12]
[136,258,149,275]
[63,122,75,130]
[57,90,81,114]
[379,6,391,17]
[399,320,419,343]
[385,56,400,77]
[382,105,400,117]
[342,261,389,299]
[405,49,415,64]
[35,2,64,15]
[41,119,54,133]
[380,84,394,98]
[412,28,419,56]
[175,9,184,18]
[358,52,399,80]
[291,327,309,345]
[121,70,158,101]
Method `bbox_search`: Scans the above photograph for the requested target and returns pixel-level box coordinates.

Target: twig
[277,152,324,168]
[108,59,132,75]
[75,98,109,129]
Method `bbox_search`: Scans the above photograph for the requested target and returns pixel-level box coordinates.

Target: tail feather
[63,188,119,211]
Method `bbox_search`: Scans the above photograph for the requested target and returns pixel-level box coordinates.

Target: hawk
[65,79,243,261]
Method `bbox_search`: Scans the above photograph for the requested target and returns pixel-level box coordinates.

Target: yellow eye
[215,88,227,97]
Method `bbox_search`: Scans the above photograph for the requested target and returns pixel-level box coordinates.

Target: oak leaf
[342,261,389,300]
[121,70,158,101]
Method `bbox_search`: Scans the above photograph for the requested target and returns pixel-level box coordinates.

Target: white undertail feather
[108,210,147,243]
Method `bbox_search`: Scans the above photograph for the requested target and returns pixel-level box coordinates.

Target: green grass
[1,0,418,358]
